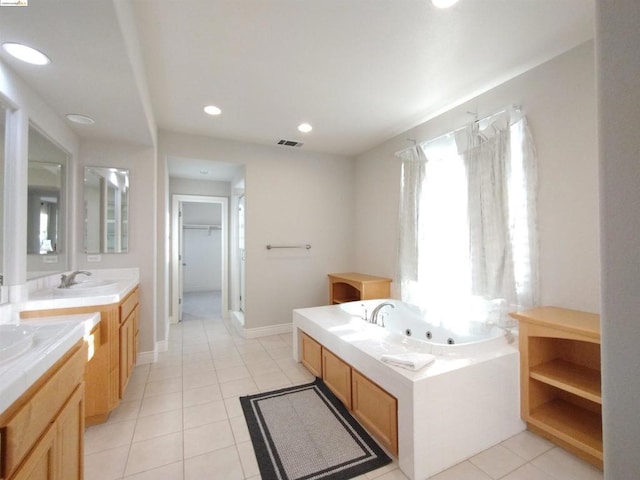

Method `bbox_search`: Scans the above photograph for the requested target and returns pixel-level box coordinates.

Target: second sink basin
[0,325,36,365]
[53,279,119,296]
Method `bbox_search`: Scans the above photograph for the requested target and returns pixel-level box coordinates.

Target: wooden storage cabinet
[0,341,86,480]
[119,287,139,397]
[328,273,391,305]
[21,285,140,425]
[299,332,322,378]
[352,370,398,455]
[298,330,398,456]
[321,348,352,409]
[510,307,602,469]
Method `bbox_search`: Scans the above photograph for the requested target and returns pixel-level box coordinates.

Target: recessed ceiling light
[66,114,95,125]
[432,0,459,8]
[2,42,50,65]
[298,123,313,133]
[204,105,222,116]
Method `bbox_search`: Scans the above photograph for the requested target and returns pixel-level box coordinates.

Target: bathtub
[292,299,524,480]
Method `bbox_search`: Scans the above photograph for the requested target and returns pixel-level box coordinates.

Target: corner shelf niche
[510,307,602,469]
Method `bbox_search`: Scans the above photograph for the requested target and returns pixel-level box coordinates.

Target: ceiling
[0,0,594,173]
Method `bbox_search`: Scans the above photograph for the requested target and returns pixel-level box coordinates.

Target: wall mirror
[27,124,70,279]
[84,167,129,253]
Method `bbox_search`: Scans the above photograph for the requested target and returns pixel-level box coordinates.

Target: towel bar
[266,244,311,250]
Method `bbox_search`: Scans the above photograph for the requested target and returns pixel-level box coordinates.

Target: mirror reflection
[27,125,70,279]
[84,167,129,253]
[27,161,62,254]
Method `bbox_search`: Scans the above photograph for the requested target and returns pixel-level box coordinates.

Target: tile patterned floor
[84,292,604,480]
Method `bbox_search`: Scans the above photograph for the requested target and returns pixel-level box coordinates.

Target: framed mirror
[84,167,129,253]
[27,124,69,279]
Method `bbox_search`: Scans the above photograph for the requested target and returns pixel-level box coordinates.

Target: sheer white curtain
[396,113,538,330]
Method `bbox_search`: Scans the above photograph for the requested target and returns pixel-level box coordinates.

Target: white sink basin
[53,279,118,296]
[0,325,36,365]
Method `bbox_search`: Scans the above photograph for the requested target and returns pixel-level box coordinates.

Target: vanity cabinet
[298,330,398,455]
[328,273,392,305]
[119,287,139,396]
[0,341,86,480]
[21,286,139,425]
[510,307,602,469]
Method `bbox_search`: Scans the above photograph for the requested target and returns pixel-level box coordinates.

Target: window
[398,113,538,331]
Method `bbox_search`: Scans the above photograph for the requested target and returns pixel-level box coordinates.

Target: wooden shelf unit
[328,273,391,305]
[510,307,602,469]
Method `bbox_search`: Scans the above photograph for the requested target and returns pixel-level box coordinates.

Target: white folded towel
[380,352,436,371]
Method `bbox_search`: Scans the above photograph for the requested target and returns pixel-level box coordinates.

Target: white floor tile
[183,399,228,429]
[123,461,184,480]
[124,431,183,477]
[132,409,183,442]
[184,419,235,458]
[501,430,554,461]
[501,463,556,480]
[84,445,129,480]
[531,448,603,480]
[470,444,527,478]
[184,445,244,480]
[84,420,136,454]
[430,461,492,480]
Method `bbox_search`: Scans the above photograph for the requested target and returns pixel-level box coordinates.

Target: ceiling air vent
[277,139,304,148]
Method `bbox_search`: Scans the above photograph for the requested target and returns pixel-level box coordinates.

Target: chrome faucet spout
[370,301,395,326]
[58,270,92,288]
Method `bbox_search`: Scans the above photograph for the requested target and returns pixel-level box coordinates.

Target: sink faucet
[58,271,92,288]
[370,301,395,326]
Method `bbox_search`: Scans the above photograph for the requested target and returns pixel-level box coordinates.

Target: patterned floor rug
[240,378,392,480]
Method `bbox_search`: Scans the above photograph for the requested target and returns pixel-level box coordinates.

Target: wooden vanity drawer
[1,341,85,478]
[119,287,139,323]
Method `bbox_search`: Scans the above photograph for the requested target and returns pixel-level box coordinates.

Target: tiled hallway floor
[84,299,604,480]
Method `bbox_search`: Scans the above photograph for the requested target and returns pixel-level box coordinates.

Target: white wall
[76,140,157,354]
[353,41,600,313]
[596,2,640,477]
[158,130,354,330]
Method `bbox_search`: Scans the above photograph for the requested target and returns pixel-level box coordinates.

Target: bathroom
[0,1,638,479]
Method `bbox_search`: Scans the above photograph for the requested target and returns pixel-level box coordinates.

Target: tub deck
[293,302,524,479]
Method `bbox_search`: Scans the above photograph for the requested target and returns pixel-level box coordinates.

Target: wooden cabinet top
[510,306,600,340]
[328,273,392,284]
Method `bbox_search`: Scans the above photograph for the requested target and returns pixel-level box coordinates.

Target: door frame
[171,194,229,323]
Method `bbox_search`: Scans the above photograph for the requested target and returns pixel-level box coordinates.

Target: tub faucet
[59,270,92,288]
[370,302,395,326]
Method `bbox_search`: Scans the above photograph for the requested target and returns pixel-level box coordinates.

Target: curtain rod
[395,104,522,157]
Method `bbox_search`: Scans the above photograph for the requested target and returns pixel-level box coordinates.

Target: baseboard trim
[136,349,157,365]
[243,322,292,339]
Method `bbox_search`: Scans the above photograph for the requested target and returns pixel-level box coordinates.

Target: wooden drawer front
[352,370,398,455]
[119,287,139,324]
[2,342,85,478]
[322,348,352,409]
[300,332,322,378]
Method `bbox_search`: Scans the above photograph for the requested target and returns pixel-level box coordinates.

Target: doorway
[171,195,228,323]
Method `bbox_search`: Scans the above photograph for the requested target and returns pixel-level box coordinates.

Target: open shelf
[530,398,603,460]
[530,359,601,404]
[511,307,602,470]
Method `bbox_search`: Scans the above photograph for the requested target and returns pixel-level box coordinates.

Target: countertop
[19,276,138,312]
[0,313,100,413]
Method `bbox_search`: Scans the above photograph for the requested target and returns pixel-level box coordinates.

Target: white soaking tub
[292,299,524,480]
